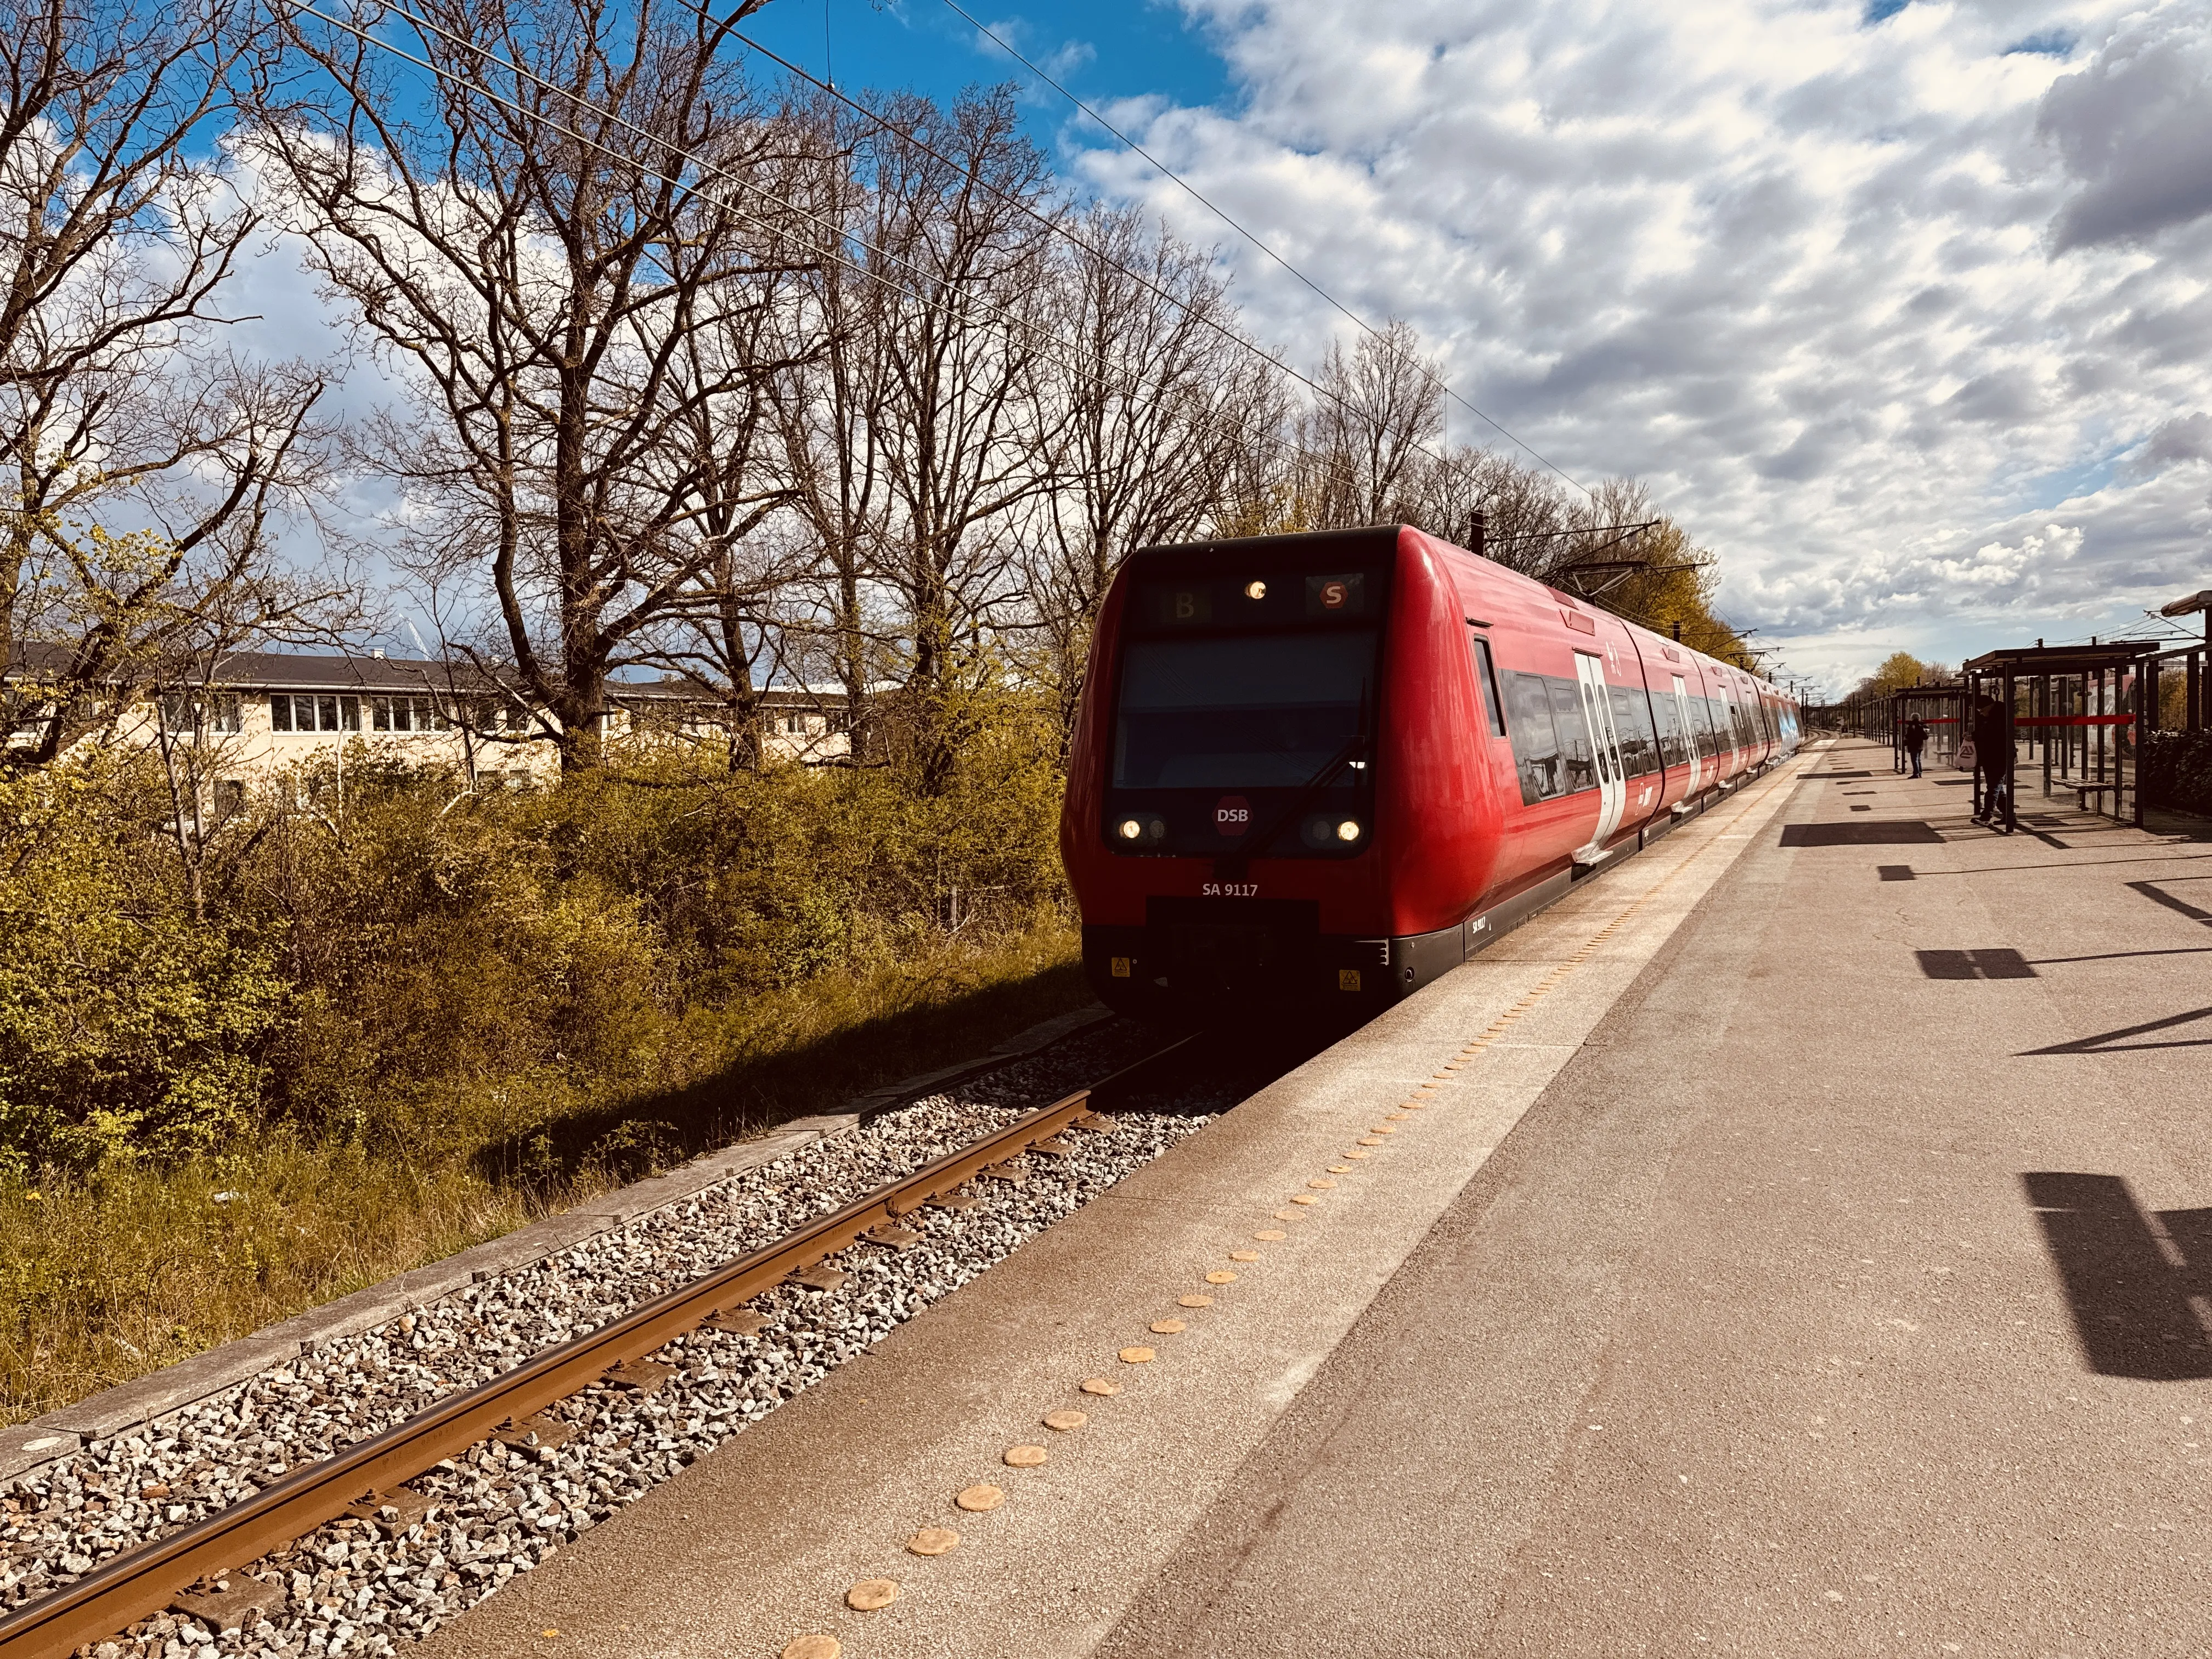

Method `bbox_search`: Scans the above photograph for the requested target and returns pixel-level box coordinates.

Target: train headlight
[1244,580,1267,600]
[1335,819,1363,843]
[1117,818,1143,840]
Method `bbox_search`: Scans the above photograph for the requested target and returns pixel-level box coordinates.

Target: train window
[1695,697,1722,760]
[1653,686,1686,769]
[1505,673,1564,803]
[1470,636,1505,736]
[1546,678,1596,794]
[1609,685,1658,777]
[1113,631,1376,788]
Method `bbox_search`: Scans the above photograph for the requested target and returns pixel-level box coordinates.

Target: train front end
[1061,526,1494,1021]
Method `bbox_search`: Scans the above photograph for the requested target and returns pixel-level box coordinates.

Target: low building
[3,648,849,794]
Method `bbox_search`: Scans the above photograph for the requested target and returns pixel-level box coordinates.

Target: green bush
[0,759,286,1169]
[0,694,1073,1175]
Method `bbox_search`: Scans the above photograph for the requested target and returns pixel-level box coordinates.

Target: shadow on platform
[1781,821,1944,847]
[2022,1005,2212,1055]
[2022,1172,2212,1381]
[1917,948,2036,979]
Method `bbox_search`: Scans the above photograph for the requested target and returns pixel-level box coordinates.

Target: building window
[272,693,360,732]
[371,695,449,733]
[783,712,808,735]
[159,692,240,735]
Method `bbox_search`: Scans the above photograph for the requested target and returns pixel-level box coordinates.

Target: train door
[1671,675,1702,797]
[1573,653,1626,861]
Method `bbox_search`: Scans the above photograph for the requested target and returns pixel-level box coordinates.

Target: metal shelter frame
[1960,641,2164,829]
[1884,684,1965,774]
[2157,588,2211,731]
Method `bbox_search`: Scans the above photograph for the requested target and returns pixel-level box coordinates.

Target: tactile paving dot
[1119,1346,1157,1363]
[782,1637,840,1659]
[1290,1194,1319,1205]
[908,1527,961,1556]
[1004,1444,1049,1468]
[1386,1113,1411,1121]
[1230,1250,1261,1262]
[1179,1293,1215,1308]
[1206,1270,1238,1284]
[955,1483,1005,1513]
[1307,1178,1338,1190]
[1358,1137,1386,1146]
[1328,1164,1355,1173]
[1043,1409,1088,1432]
[1372,1125,1399,1133]
[847,1579,899,1611]
[1254,1229,1286,1241]
[1148,1315,1188,1333]
[1274,1208,1302,1220]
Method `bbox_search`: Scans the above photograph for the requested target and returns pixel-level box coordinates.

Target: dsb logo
[1214,795,1250,836]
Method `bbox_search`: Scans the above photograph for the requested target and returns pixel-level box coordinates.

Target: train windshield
[1113,631,1376,788]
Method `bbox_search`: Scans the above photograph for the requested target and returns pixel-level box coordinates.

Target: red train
[1060,523,1799,1017]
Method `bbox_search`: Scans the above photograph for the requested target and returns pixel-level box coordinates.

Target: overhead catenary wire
[284,0,1370,506]
[701,6,1611,540]
[934,0,1595,501]
[286,0,1513,533]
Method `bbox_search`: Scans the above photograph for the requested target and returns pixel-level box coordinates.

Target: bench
[2072,782,2119,811]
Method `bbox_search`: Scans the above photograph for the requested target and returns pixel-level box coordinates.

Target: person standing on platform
[1970,694,2010,825]
[1904,717,1927,778]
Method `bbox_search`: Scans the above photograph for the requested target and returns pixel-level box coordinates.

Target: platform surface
[424,743,2212,1658]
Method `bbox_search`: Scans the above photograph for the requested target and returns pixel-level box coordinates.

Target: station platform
[422,741,2212,1658]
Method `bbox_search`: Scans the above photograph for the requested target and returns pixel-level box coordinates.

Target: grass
[0,921,1090,1427]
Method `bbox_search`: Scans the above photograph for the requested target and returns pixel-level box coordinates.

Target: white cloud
[1066,0,2212,690]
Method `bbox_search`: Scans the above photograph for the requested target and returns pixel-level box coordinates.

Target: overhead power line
[935,0,1594,501]
[292,0,1536,529]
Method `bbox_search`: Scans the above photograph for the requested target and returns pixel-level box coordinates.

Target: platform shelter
[1882,684,1963,774]
[1961,640,2163,827]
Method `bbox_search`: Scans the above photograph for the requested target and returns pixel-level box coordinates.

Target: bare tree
[769,93,898,765]
[633,202,821,770]
[1305,317,1446,528]
[263,0,812,771]
[1023,205,1281,743]
[0,0,329,770]
[863,89,1064,791]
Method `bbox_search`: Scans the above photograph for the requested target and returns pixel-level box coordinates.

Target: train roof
[1127,524,1779,696]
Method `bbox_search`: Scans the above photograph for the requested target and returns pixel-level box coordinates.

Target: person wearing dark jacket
[1903,717,1927,778]
[1970,695,2010,825]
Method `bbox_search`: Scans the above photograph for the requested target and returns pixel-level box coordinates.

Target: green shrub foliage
[0,702,1069,1174]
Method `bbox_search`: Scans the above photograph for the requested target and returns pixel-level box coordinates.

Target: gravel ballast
[1,1023,1231,1658]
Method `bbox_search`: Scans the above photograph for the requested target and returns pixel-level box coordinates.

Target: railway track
[1,1034,1203,1659]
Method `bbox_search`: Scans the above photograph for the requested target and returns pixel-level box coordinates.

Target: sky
[242,0,2212,696]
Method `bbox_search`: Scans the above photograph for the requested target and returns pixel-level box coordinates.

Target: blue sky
[246,0,2212,695]
[736,0,1233,151]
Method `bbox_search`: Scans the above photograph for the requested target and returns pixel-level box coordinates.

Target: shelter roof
[1887,682,1963,701]
[1960,641,2164,676]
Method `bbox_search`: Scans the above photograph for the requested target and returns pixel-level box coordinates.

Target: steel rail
[0,1034,1200,1659]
